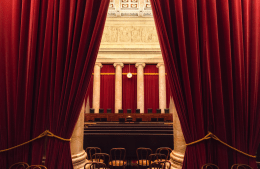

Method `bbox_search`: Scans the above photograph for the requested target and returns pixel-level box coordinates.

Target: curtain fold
[144,65,159,114]
[122,65,137,113]
[0,0,109,168]
[151,0,260,168]
[100,65,115,113]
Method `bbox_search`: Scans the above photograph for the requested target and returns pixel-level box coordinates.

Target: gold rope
[186,132,256,158]
[0,130,70,153]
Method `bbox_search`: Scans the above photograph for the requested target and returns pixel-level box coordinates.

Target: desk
[85,113,173,122]
[84,122,173,160]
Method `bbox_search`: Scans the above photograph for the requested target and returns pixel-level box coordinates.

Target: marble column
[71,101,87,169]
[135,63,146,114]
[169,97,186,169]
[85,96,90,114]
[156,63,167,113]
[114,63,124,113]
[92,63,102,113]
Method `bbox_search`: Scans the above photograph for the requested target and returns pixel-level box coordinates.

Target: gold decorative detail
[92,73,167,75]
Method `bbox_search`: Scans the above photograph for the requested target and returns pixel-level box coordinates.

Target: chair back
[149,161,171,169]
[86,147,102,160]
[136,147,153,166]
[92,153,110,166]
[84,162,106,169]
[201,163,219,169]
[155,147,172,160]
[231,164,253,169]
[26,166,47,169]
[9,162,29,169]
[149,153,167,162]
[109,148,126,168]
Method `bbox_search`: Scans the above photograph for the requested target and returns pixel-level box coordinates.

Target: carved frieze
[101,26,158,43]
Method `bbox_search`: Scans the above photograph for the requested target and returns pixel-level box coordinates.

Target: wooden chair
[86,147,102,161]
[26,166,47,169]
[201,163,219,169]
[136,147,153,168]
[92,153,110,167]
[231,164,253,169]
[155,147,172,160]
[149,161,171,169]
[149,153,167,163]
[9,162,29,169]
[84,162,107,169]
[109,148,127,169]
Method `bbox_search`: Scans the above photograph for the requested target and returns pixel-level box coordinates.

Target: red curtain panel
[100,65,115,113]
[151,0,260,168]
[144,65,159,113]
[122,64,137,113]
[0,0,109,168]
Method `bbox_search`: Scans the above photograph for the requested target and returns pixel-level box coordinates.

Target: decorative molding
[101,26,158,43]
[91,73,167,75]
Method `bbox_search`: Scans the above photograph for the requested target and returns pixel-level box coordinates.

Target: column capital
[156,62,164,68]
[135,63,146,68]
[113,62,124,68]
[95,62,103,68]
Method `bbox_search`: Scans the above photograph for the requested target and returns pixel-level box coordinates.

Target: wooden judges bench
[84,122,174,160]
[84,112,174,161]
[85,113,173,122]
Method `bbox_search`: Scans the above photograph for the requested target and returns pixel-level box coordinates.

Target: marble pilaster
[71,101,87,169]
[92,63,102,113]
[156,63,167,113]
[114,63,124,113]
[135,63,146,114]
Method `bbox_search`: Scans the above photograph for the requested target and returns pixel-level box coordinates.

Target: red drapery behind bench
[122,65,137,113]
[100,65,115,113]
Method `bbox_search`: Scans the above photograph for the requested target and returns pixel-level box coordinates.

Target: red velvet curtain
[151,0,260,168]
[144,65,159,113]
[0,0,109,168]
[122,65,137,113]
[100,65,115,113]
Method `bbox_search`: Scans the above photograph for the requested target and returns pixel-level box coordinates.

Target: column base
[170,150,185,169]
[72,150,87,169]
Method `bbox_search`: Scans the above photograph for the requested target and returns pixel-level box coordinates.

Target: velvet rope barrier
[0,130,70,153]
[186,132,256,158]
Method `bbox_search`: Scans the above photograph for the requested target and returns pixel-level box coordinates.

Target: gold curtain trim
[92,73,167,75]
[0,130,70,153]
[186,132,256,158]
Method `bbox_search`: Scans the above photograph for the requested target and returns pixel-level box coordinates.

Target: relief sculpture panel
[101,26,159,43]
